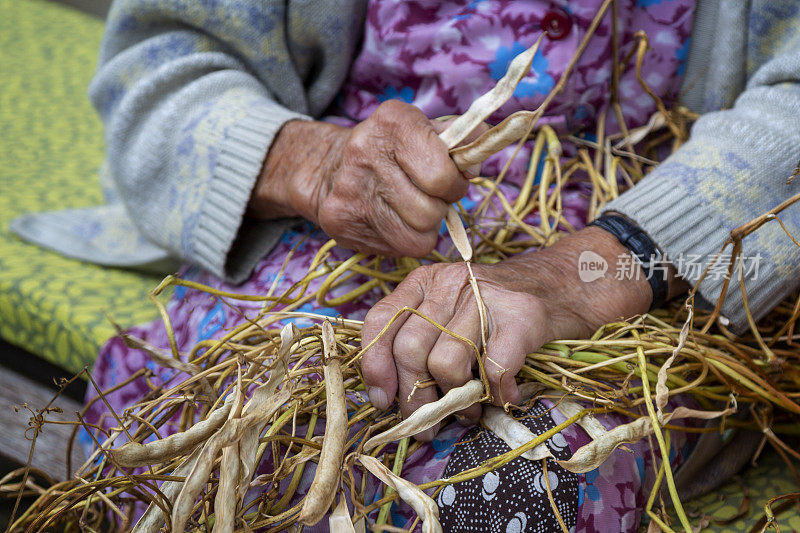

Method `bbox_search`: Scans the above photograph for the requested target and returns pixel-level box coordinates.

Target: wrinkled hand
[250,100,478,258]
[361,227,660,440]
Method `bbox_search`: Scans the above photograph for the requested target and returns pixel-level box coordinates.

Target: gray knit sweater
[12,0,800,331]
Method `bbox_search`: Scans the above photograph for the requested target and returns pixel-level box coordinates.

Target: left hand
[361,227,665,440]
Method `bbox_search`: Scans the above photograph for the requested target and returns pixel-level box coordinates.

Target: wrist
[596,212,689,302]
[561,226,654,322]
[248,120,348,222]
[500,227,655,339]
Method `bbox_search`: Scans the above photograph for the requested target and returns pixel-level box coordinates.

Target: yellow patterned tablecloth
[0,0,160,374]
[677,448,800,532]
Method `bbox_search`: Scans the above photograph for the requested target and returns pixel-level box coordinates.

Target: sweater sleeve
[603,22,800,331]
[89,0,363,283]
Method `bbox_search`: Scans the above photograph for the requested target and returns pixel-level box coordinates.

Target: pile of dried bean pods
[5,3,800,531]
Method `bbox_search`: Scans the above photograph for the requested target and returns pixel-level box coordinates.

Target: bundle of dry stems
[4,2,800,532]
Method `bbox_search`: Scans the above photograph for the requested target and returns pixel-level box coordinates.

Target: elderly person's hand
[249,100,476,258]
[361,226,687,440]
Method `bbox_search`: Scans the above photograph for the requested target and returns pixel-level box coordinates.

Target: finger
[396,365,440,441]
[395,125,467,204]
[378,165,449,233]
[484,299,547,407]
[484,328,525,407]
[428,302,483,424]
[361,280,425,410]
[393,294,459,438]
[369,198,440,258]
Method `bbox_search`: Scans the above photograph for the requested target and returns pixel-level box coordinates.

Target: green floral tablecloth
[0,0,160,374]
[676,446,800,531]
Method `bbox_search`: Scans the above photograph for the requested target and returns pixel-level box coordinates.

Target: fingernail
[368,387,389,410]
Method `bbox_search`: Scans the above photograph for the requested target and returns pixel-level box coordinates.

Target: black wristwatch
[587,214,669,310]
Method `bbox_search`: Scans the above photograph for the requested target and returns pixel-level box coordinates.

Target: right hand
[249,100,476,257]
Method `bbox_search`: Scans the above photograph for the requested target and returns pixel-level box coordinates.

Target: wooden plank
[0,366,85,481]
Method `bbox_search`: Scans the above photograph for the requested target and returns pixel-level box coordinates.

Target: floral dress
[87,1,696,530]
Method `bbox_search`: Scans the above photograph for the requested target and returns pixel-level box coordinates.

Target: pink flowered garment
[88,1,697,531]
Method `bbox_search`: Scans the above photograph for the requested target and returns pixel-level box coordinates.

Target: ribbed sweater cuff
[602,174,778,333]
[193,103,309,283]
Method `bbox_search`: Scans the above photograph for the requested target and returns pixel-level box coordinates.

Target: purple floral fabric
[87,1,697,530]
[329,0,695,185]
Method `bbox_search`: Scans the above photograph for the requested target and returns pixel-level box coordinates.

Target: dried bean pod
[556,416,653,474]
[238,324,296,501]
[110,394,234,468]
[656,309,692,423]
[299,321,348,526]
[132,448,201,533]
[359,455,442,533]
[212,445,240,533]
[444,207,473,261]
[328,496,364,533]
[483,405,552,461]
[364,380,484,451]
[550,396,607,440]
[171,389,291,532]
[557,405,734,474]
[450,111,539,171]
[439,35,542,149]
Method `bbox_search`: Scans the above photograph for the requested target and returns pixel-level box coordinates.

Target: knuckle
[393,328,429,359]
[421,206,448,232]
[318,202,346,235]
[376,99,406,119]
[428,162,458,193]
[426,354,448,378]
[428,355,465,384]
[365,300,397,330]
[346,128,371,156]
[336,170,360,194]
[404,262,442,289]
[513,292,548,320]
[487,368,505,390]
